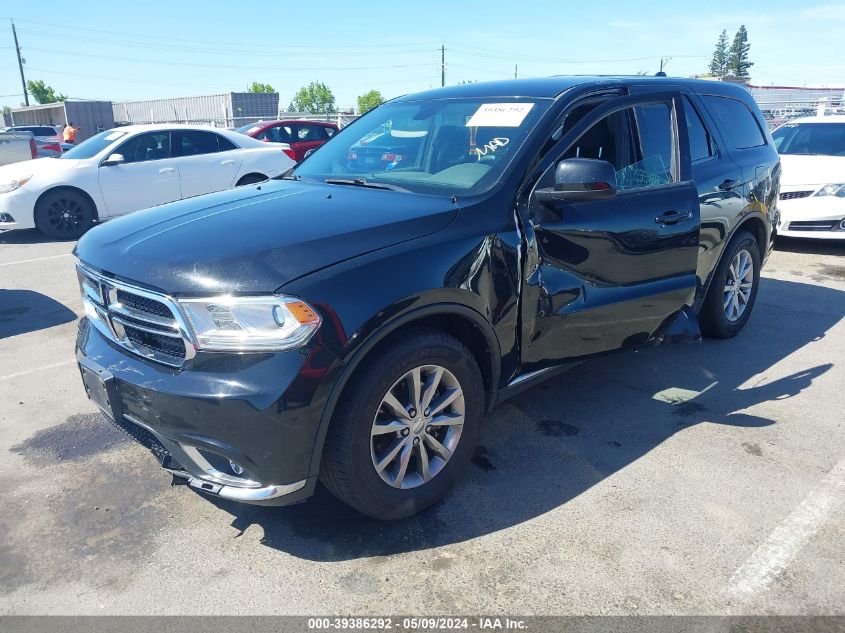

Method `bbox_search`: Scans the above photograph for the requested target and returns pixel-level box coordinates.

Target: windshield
[235,123,263,135]
[61,129,128,159]
[772,122,845,156]
[292,97,550,195]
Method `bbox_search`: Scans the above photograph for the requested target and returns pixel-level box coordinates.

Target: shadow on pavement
[0,228,82,244]
[168,277,845,560]
[0,289,77,339]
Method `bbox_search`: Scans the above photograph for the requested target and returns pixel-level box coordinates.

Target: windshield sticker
[105,131,125,141]
[474,137,509,157]
[466,103,534,127]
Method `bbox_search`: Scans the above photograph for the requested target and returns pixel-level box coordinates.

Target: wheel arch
[306,303,501,479]
[236,172,268,186]
[35,185,100,221]
[697,212,768,311]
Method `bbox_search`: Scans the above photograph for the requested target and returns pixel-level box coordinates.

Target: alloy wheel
[45,196,88,236]
[370,364,465,489]
[723,249,754,321]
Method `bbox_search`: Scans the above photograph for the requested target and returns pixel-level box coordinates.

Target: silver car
[1,125,64,158]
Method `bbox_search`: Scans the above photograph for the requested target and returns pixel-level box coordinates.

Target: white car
[773,115,845,240]
[0,124,295,239]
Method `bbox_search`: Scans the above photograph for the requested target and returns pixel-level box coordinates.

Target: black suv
[75,77,780,519]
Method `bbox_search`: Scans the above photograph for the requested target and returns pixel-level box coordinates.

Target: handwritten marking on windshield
[474,137,509,157]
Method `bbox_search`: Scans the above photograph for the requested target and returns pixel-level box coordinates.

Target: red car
[234,120,339,162]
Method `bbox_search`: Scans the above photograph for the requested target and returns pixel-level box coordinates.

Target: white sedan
[0,124,295,239]
[773,115,845,240]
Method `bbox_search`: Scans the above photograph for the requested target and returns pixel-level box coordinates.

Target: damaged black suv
[75,77,779,519]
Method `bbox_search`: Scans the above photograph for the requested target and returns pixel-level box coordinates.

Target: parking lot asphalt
[0,229,843,616]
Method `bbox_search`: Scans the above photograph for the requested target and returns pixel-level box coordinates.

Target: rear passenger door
[520,92,701,365]
[171,130,244,198]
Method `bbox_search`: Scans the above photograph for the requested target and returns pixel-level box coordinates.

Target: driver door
[98,131,182,217]
[520,92,701,366]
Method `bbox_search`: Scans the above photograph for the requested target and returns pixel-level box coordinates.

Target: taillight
[347,151,358,160]
[282,148,296,161]
[381,153,404,163]
[29,138,37,158]
[41,143,61,153]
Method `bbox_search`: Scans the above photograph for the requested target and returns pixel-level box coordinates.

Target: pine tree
[727,25,753,77]
[709,30,729,76]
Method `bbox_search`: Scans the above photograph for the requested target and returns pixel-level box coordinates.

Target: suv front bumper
[75,316,339,506]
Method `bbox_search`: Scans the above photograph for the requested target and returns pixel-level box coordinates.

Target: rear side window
[683,97,714,162]
[324,126,337,138]
[217,134,237,151]
[172,130,220,156]
[702,95,766,149]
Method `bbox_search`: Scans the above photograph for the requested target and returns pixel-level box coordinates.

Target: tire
[236,173,267,186]
[699,230,761,338]
[320,327,484,520]
[34,189,95,240]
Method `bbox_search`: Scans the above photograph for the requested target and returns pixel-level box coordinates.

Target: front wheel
[699,230,761,338]
[320,327,484,519]
[34,190,95,240]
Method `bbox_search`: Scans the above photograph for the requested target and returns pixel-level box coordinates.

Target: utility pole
[12,20,29,106]
[441,44,445,87]
[514,64,518,79]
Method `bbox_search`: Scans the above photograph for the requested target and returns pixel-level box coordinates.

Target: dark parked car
[234,120,338,161]
[75,77,779,519]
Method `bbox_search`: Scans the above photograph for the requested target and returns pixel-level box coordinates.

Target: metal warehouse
[112,92,280,127]
[6,101,115,142]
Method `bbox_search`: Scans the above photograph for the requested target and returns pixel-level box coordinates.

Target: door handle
[159,167,176,174]
[718,178,739,191]
[654,210,693,226]
[220,159,235,166]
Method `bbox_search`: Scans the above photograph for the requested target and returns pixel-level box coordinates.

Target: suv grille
[77,264,195,367]
[780,190,813,200]
[788,220,838,232]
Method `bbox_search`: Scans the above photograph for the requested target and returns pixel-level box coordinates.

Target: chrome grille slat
[76,264,195,367]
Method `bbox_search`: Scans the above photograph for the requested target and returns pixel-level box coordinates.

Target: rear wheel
[699,230,761,338]
[34,189,95,240]
[320,327,484,519]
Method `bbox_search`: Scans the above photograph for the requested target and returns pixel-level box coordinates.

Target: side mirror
[102,153,125,166]
[535,157,617,205]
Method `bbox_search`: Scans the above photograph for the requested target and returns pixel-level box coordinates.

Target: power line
[24,46,437,71]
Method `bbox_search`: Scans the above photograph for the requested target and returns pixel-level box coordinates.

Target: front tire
[320,327,484,519]
[699,230,761,338]
[34,189,95,240]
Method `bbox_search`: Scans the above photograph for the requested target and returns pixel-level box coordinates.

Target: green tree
[727,25,753,77]
[247,81,275,93]
[291,81,336,114]
[356,89,385,114]
[708,30,729,76]
[26,79,67,104]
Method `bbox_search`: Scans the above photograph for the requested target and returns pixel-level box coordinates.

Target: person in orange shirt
[63,122,79,144]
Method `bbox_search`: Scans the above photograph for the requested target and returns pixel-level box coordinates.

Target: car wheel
[320,327,484,519]
[699,230,761,338]
[236,173,267,186]
[34,190,95,240]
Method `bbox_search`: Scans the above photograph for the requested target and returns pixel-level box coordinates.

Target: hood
[75,179,458,294]
[0,157,84,182]
[780,154,845,187]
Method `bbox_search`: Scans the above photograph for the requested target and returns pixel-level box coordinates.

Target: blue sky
[2,0,844,111]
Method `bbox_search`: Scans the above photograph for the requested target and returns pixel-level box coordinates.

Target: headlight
[813,183,845,198]
[0,175,32,193]
[178,296,321,352]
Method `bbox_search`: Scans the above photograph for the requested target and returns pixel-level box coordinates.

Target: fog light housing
[839,218,845,230]
[0,213,14,223]
[229,460,245,476]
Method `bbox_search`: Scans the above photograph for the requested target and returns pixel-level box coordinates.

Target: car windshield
[235,123,263,135]
[772,122,845,156]
[292,97,550,195]
[61,130,128,159]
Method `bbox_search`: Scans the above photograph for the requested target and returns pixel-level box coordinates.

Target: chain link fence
[754,98,845,129]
